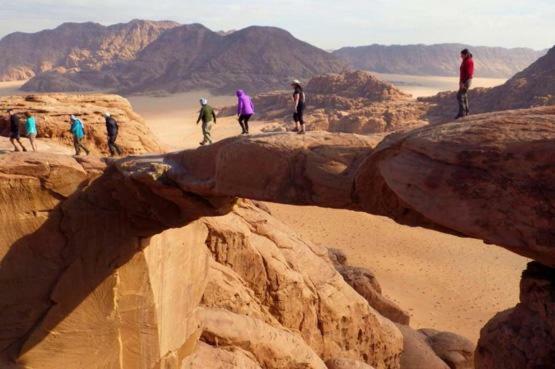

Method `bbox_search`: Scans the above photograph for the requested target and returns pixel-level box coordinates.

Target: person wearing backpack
[291,79,306,134]
[7,109,27,152]
[104,112,122,156]
[236,89,255,135]
[69,115,90,156]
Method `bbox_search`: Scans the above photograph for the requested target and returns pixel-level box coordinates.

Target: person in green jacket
[25,112,38,152]
[196,98,217,146]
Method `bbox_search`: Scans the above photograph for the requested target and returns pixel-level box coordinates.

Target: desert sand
[0,77,525,342]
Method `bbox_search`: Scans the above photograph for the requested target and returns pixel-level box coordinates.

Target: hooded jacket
[70,118,85,139]
[236,90,255,116]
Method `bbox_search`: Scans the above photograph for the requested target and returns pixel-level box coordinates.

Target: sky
[0,0,553,50]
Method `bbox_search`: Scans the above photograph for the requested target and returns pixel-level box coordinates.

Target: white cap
[104,112,111,117]
[200,98,208,106]
[70,115,77,120]
[292,79,301,85]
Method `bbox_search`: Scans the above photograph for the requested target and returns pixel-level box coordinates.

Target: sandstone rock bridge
[0,107,554,369]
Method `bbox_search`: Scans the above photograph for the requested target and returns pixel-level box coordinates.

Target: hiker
[7,110,27,152]
[196,98,217,145]
[104,112,122,156]
[69,115,90,156]
[456,48,474,119]
[236,90,255,135]
[25,112,38,152]
[291,79,306,134]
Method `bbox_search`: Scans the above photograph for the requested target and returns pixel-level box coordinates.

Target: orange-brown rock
[220,71,431,134]
[396,325,450,369]
[421,45,555,123]
[0,94,163,155]
[326,358,376,369]
[328,248,411,325]
[476,262,555,369]
[418,329,475,369]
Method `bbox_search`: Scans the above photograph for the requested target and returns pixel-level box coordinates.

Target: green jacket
[197,105,217,124]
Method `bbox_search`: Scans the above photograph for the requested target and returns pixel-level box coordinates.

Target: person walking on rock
[291,79,306,134]
[25,112,38,152]
[456,49,474,119]
[69,115,90,156]
[236,90,255,135]
[196,98,217,146]
[104,112,122,156]
[7,110,27,152]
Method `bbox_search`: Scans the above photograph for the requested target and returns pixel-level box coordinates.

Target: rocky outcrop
[418,329,475,369]
[397,325,450,369]
[221,71,431,134]
[0,20,179,82]
[328,248,411,325]
[333,43,545,78]
[421,45,555,123]
[21,23,344,95]
[155,107,555,266]
[476,262,555,369]
[0,94,163,155]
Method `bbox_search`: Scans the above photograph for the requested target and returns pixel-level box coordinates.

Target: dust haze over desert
[0,1,554,369]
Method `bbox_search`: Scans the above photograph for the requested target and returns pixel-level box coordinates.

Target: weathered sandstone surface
[221,71,431,134]
[0,94,163,155]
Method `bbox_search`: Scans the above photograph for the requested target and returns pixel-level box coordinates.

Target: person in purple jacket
[236,89,255,135]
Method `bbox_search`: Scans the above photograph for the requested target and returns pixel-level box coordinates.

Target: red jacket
[460,57,474,83]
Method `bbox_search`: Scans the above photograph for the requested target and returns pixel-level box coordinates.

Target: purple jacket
[236,90,255,115]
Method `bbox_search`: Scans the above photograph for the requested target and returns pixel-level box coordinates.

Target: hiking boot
[297,130,306,135]
[291,127,299,132]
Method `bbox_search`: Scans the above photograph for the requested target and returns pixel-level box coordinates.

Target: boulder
[182,342,262,369]
[0,94,163,155]
[476,262,555,369]
[396,325,450,369]
[418,329,475,369]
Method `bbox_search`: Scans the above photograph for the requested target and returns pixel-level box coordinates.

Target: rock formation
[475,262,555,369]
[20,23,345,95]
[0,94,163,155]
[421,45,555,123]
[221,71,431,134]
[333,43,545,78]
[1,105,554,368]
[328,248,411,325]
[0,20,179,82]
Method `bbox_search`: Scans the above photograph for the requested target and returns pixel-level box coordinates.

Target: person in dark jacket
[7,109,27,152]
[236,90,255,135]
[291,79,306,134]
[104,112,122,156]
[456,49,474,119]
[196,98,217,145]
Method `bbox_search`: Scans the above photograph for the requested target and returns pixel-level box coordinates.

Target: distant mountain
[0,20,179,82]
[420,45,555,122]
[333,44,546,78]
[20,23,345,95]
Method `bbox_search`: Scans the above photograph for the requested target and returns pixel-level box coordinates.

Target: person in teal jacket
[25,112,38,152]
[69,115,90,156]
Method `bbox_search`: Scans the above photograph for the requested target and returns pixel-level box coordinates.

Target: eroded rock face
[418,329,475,369]
[220,71,431,134]
[476,262,555,369]
[328,248,411,325]
[0,94,163,155]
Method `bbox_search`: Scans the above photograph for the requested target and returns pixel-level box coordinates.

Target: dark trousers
[239,114,252,133]
[293,104,305,125]
[457,79,472,117]
[73,136,90,155]
[108,131,122,156]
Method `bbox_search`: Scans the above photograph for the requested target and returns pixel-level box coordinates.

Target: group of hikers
[5,49,472,153]
[196,78,306,145]
[7,109,122,156]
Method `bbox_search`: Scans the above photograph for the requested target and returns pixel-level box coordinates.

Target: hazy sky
[1,0,553,50]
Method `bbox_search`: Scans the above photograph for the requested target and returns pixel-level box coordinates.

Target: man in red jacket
[456,48,474,119]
